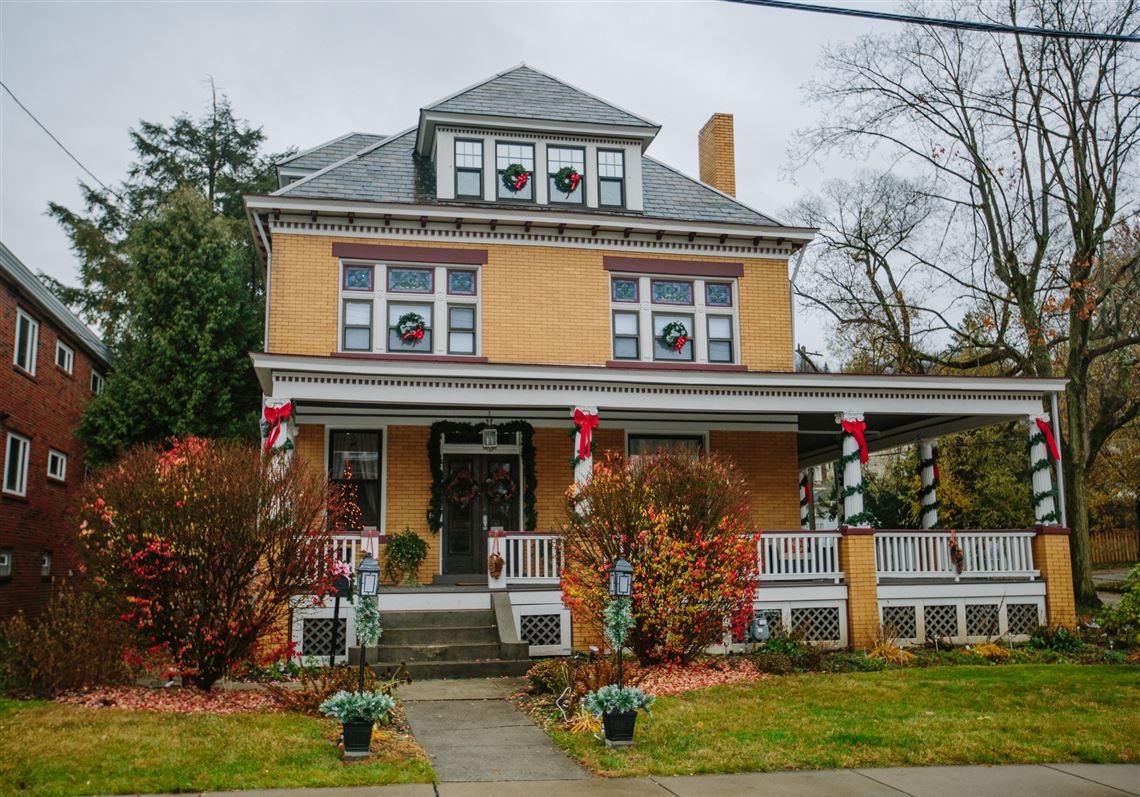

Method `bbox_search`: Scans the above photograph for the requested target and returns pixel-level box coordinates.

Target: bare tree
[791,0,1140,603]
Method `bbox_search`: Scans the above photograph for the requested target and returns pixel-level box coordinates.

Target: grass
[548,665,1140,776]
[0,698,435,797]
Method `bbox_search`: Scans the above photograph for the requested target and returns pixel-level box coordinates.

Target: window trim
[47,449,68,482]
[611,309,640,361]
[91,370,105,395]
[13,307,39,376]
[495,140,537,203]
[706,314,735,364]
[454,138,485,200]
[3,432,31,497]
[652,310,696,362]
[386,300,435,353]
[546,144,586,206]
[447,304,477,356]
[342,299,373,352]
[55,340,74,374]
[327,429,384,531]
[597,148,626,209]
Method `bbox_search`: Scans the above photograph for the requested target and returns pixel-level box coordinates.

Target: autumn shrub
[0,590,142,695]
[561,450,758,666]
[527,658,570,695]
[78,437,338,690]
[752,651,794,675]
[269,665,385,715]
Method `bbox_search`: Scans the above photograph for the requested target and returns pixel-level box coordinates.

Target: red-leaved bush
[78,438,337,689]
[561,450,758,665]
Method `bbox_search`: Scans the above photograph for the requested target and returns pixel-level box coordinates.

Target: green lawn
[550,665,1140,776]
[0,698,435,797]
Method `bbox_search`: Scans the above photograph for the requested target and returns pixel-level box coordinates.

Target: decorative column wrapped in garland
[836,412,874,527]
[917,439,939,529]
[1029,414,1061,526]
[571,406,599,486]
[799,470,812,530]
[260,397,294,456]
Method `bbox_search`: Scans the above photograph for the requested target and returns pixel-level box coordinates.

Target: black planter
[602,711,637,745]
[342,719,374,756]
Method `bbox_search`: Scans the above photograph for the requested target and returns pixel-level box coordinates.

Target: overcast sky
[1,0,896,357]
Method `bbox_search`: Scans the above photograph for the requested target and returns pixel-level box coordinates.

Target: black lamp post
[356,553,380,692]
[608,557,633,689]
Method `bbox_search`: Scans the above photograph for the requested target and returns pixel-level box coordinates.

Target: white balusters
[503,533,564,584]
[755,532,842,583]
[874,531,1038,580]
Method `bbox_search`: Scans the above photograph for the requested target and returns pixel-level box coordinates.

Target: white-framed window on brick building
[41,551,52,580]
[13,307,39,375]
[47,449,67,482]
[91,370,105,395]
[55,340,74,374]
[0,548,12,579]
[609,275,738,365]
[338,262,481,357]
[3,432,30,497]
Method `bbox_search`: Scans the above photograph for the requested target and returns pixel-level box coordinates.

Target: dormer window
[455,139,483,198]
[598,149,625,207]
[496,142,535,201]
[547,146,584,205]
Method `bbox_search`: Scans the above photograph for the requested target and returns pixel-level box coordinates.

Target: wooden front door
[442,454,521,575]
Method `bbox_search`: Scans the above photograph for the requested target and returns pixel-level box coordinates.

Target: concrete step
[377,642,503,662]
[379,610,495,630]
[382,625,498,645]
[371,657,533,680]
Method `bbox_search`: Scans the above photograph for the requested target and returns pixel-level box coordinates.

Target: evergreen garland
[1028,431,1060,523]
[568,424,597,470]
[836,431,875,527]
[426,421,537,534]
[917,450,940,523]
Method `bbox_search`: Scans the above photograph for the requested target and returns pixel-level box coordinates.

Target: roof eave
[415,109,661,157]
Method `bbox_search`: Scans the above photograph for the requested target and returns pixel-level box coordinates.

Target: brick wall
[1033,530,1078,628]
[384,426,436,583]
[709,430,800,529]
[839,531,880,649]
[267,233,792,371]
[0,282,104,619]
[698,113,736,197]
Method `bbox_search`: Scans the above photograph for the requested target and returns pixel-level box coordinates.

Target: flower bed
[56,686,285,714]
[636,658,767,696]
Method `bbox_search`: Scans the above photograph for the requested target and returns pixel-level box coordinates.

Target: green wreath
[661,321,691,354]
[553,166,581,195]
[444,468,479,507]
[397,312,426,344]
[501,163,531,193]
[483,467,517,504]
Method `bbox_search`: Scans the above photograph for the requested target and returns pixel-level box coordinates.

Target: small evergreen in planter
[319,690,396,756]
[583,684,655,746]
[384,527,429,585]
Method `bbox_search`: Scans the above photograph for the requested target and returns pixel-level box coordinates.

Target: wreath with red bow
[661,321,691,354]
[397,312,426,344]
[501,163,531,193]
[483,467,518,504]
[444,468,479,507]
[553,166,581,195]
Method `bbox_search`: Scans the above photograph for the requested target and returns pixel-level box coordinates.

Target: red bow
[673,335,689,353]
[569,172,581,191]
[573,409,599,460]
[932,445,940,481]
[840,419,869,464]
[403,326,424,342]
[800,474,812,504]
[1035,418,1060,460]
[263,401,293,453]
[514,171,530,190]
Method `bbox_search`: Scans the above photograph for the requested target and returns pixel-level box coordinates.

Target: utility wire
[1,79,120,198]
[723,0,1140,43]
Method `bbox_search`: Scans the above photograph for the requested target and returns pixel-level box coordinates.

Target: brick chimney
[698,113,736,197]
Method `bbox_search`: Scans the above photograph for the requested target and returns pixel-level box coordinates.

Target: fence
[1091,529,1139,566]
[756,532,843,583]
[874,530,1038,581]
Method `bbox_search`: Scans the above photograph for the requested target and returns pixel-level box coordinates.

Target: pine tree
[334,461,364,531]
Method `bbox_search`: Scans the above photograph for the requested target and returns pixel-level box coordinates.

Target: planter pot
[342,719,374,756]
[602,711,637,747]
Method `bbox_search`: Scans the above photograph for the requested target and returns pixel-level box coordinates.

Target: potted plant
[583,684,654,746]
[384,526,429,586]
[318,689,396,757]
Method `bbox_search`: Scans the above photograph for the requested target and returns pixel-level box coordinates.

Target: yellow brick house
[245,66,1075,676]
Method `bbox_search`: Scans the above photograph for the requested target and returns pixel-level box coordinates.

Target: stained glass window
[706,283,732,306]
[651,280,693,305]
[611,278,638,302]
[387,268,433,293]
[448,270,476,295]
[344,265,373,291]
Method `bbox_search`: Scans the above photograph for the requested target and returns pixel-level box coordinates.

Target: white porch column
[917,439,939,529]
[836,412,868,526]
[261,397,295,458]
[799,469,812,530]
[572,405,599,486]
[1029,414,1060,526]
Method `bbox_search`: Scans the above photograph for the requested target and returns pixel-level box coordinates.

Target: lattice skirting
[510,599,571,656]
[291,602,358,665]
[878,597,1044,645]
[723,599,848,651]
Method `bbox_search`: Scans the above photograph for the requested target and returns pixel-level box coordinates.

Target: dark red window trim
[332,242,488,265]
[603,255,744,278]
[605,360,747,372]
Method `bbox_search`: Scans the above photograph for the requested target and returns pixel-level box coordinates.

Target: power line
[1,80,120,198]
[723,0,1140,43]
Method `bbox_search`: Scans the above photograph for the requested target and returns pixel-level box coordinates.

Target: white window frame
[91,370,105,395]
[13,307,39,375]
[41,550,52,579]
[0,547,11,578]
[55,340,74,374]
[608,274,740,365]
[47,449,67,482]
[337,262,482,357]
[3,432,31,497]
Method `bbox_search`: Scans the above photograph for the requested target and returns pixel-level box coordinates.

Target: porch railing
[501,532,563,585]
[756,532,843,583]
[874,529,1039,581]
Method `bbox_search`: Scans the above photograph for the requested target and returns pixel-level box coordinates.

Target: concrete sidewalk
[138,763,1140,796]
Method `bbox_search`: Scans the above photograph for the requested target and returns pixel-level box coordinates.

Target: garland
[427,421,537,534]
[917,446,941,523]
[501,163,531,193]
[355,597,382,647]
[660,321,690,354]
[1028,429,1060,524]
[444,468,479,507]
[261,401,294,454]
[836,428,876,527]
[604,597,634,650]
[569,422,598,470]
[799,473,812,508]
[396,312,426,344]
[553,166,581,195]
[484,467,518,504]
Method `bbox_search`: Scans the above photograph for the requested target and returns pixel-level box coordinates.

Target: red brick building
[0,242,109,620]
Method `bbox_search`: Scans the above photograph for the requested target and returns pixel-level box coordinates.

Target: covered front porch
[252,353,1074,658]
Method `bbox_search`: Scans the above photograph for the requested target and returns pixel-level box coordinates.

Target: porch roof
[252,352,1067,467]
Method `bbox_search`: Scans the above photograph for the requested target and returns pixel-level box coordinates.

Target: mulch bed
[56,685,287,714]
[636,657,768,696]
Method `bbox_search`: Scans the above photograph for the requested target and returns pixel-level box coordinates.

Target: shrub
[266,664,406,715]
[752,651,794,675]
[319,690,396,723]
[384,527,429,585]
[867,643,916,665]
[78,437,338,690]
[1028,625,1085,653]
[0,591,141,695]
[967,642,1012,662]
[527,658,569,694]
[1098,564,1140,648]
[561,451,757,665]
[583,684,655,716]
[756,632,822,670]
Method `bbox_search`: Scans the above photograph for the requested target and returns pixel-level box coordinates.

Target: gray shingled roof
[0,241,110,365]
[278,132,386,172]
[277,130,779,227]
[425,65,657,129]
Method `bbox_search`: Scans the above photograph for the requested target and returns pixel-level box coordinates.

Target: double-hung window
[496,142,535,201]
[598,149,625,207]
[609,275,738,365]
[547,146,584,204]
[55,340,74,374]
[91,370,105,395]
[3,432,30,497]
[455,139,483,198]
[13,308,38,375]
[329,430,382,530]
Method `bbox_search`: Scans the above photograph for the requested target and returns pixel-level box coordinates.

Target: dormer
[416,65,660,212]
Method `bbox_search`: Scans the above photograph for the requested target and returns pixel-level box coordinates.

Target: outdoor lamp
[357,554,380,597]
[609,557,633,598]
[481,425,498,451]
